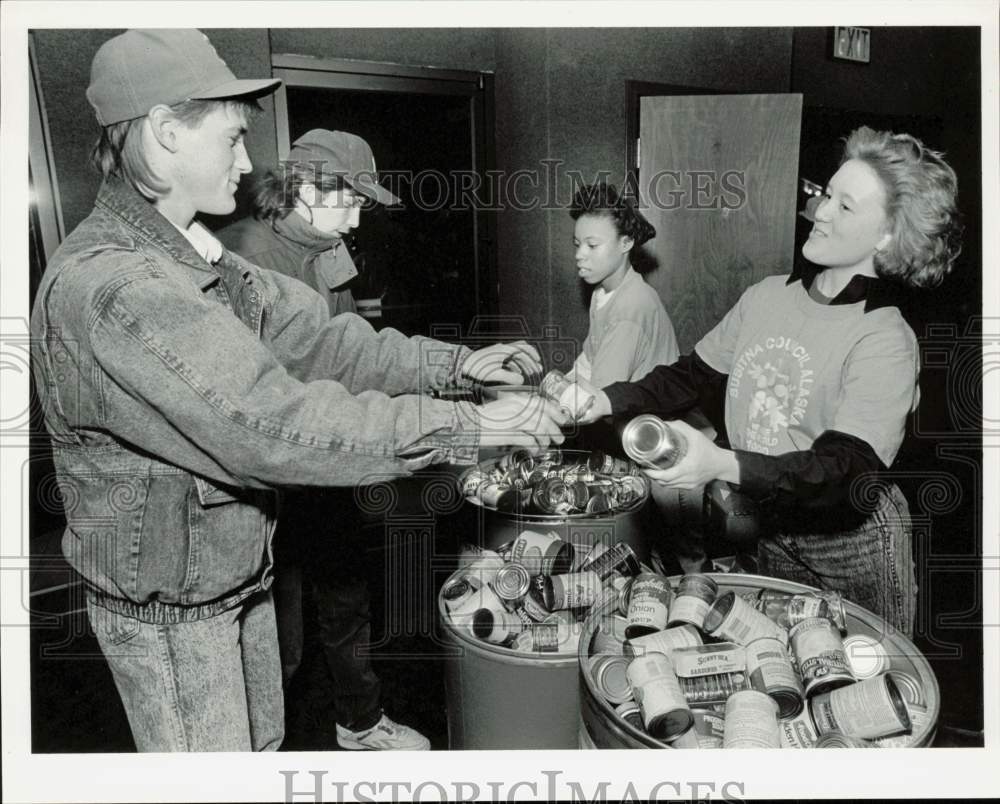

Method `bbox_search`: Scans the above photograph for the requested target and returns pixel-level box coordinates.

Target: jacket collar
[787,260,903,313]
[94,177,248,290]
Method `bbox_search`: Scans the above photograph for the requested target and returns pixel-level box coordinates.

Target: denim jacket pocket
[194,476,244,507]
[182,483,276,604]
[97,609,142,646]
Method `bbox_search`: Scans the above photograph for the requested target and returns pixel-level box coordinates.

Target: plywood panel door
[638,94,802,353]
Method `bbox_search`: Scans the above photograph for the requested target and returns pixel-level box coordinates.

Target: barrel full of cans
[440,536,643,657]
[460,447,648,516]
[584,575,928,749]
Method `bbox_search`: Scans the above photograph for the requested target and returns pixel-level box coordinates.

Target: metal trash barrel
[440,448,651,749]
[578,573,940,749]
[438,577,583,749]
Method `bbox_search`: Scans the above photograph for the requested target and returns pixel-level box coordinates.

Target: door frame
[270,54,498,318]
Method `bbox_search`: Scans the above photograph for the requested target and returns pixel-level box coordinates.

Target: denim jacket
[31,177,480,623]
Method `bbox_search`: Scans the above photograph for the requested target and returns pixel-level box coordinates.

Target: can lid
[701,591,734,633]
[441,578,470,601]
[591,655,633,704]
[493,563,531,600]
[842,634,889,679]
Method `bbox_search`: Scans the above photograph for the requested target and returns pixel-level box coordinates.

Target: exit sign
[833,26,871,63]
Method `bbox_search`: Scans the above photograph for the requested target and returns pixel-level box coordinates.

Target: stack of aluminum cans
[460,448,647,515]
[440,534,643,656]
[585,576,928,749]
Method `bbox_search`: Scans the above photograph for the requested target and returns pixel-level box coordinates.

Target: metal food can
[841,634,891,680]
[626,653,694,741]
[512,621,560,653]
[789,617,855,697]
[476,481,509,508]
[471,606,533,644]
[498,448,535,475]
[440,578,476,612]
[460,469,489,498]
[565,480,591,511]
[584,492,611,514]
[624,572,674,639]
[667,574,719,629]
[591,614,630,656]
[679,671,749,706]
[869,702,929,747]
[580,541,641,581]
[778,708,819,749]
[539,368,595,420]
[621,414,688,469]
[886,671,925,707]
[615,701,645,732]
[587,451,635,475]
[702,591,788,646]
[541,570,604,611]
[671,642,746,678]
[510,529,575,576]
[611,575,633,616]
[745,636,805,719]
[668,725,701,749]
[523,576,552,621]
[531,477,572,515]
[723,689,781,748]
[589,654,634,705]
[758,589,848,634]
[490,562,532,603]
[810,673,912,740]
[813,731,869,748]
[625,624,703,658]
[691,708,726,749]
[609,474,647,509]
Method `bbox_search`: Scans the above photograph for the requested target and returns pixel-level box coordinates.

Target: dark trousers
[273,489,382,732]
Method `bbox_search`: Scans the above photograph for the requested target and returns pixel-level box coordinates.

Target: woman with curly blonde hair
[569,126,961,636]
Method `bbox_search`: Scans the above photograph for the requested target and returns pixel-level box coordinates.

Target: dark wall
[32,28,278,235]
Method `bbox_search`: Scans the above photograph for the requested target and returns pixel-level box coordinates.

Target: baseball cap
[87,29,281,125]
[287,130,401,206]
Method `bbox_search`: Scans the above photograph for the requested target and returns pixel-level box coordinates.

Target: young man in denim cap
[31,28,564,752]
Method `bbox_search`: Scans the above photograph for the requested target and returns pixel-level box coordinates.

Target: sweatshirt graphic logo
[729,336,815,453]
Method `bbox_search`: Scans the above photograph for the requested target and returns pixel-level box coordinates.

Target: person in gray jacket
[217,129,385,317]
[217,131,425,750]
[30,28,563,752]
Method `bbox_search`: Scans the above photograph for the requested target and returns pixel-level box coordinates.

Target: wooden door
[638,94,802,353]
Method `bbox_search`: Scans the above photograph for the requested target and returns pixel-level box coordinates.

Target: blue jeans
[87,589,283,751]
[757,483,916,638]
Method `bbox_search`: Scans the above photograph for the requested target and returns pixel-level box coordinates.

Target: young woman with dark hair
[568,181,679,388]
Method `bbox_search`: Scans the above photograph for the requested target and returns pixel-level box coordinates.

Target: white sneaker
[336,714,431,751]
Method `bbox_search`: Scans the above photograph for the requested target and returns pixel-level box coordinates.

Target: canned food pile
[440,533,643,656]
[585,574,929,749]
[460,448,648,516]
